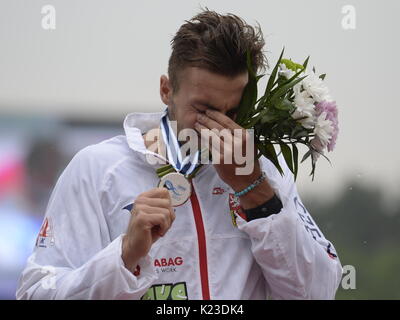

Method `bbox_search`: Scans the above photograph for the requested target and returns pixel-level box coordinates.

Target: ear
[160,75,172,105]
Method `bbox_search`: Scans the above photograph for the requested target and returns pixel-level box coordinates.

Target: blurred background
[0,0,399,299]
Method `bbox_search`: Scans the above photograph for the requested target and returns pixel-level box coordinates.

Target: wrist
[121,235,140,272]
[238,180,275,209]
[227,168,262,193]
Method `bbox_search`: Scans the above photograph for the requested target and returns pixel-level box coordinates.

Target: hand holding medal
[121,187,175,272]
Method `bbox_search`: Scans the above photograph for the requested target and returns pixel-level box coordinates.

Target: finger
[196,113,237,159]
[202,130,226,164]
[140,187,171,199]
[135,193,174,228]
[195,124,233,160]
[135,203,172,222]
[135,197,171,209]
[140,204,174,229]
[196,113,225,131]
[171,208,176,222]
[139,213,171,236]
[205,109,242,130]
[195,123,217,152]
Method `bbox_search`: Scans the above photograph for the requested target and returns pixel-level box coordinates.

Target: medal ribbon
[159,112,201,177]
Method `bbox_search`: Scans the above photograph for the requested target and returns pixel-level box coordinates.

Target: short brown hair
[168,8,267,93]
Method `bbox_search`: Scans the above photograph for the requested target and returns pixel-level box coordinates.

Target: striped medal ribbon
[157,112,201,207]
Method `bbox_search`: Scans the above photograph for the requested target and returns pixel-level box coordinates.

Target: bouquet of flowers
[236,48,339,180]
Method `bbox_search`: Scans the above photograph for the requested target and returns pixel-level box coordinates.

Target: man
[17,9,342,300]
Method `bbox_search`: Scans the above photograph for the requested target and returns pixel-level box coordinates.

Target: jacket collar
[123,111,212,178]
[123,111,166,156]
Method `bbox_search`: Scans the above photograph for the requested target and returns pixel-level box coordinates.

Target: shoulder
[61,135,133,185]
[74,135,130,163]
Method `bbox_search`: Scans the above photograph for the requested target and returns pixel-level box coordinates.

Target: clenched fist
[122,188,175,273]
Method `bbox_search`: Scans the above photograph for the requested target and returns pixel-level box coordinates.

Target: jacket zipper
[189,181,211,300]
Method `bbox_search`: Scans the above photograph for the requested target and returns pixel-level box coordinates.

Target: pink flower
[315,100,339,152]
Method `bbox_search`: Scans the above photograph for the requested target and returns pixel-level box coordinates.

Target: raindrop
[349,187,353,191]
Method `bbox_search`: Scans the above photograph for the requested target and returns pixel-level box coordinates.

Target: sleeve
[16,146,158,300]
[235,156,343,300]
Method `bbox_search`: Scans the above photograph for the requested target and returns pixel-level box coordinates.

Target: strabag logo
[141,282,188,300]
[35,217,54,248]
[154,256,183,274]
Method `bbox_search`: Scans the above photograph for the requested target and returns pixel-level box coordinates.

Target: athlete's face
[159,67,248,140]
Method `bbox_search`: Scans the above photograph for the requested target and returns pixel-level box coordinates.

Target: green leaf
[280,143,294,175]
[309,160,316,181]
[236,60,260,125]
[256,56,304,113]
[301,150,312,163]
[279,67,307,88]
[235,50,266,126]
[292,143,299,181]
[292,126,310,139]
[264,47,285,97]
[319,73,326,80]
[280,59,304,72]
[268,75,307,106]
[309,143,333,166]
[259,142,284,176]
[302,56,310,70]
[261,112,279,124]
[274,98,295,111]
[244,114,262,129]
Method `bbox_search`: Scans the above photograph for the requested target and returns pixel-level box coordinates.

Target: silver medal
[158,172,191,207]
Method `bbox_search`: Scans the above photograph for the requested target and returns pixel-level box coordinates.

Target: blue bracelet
[234,172,266,197]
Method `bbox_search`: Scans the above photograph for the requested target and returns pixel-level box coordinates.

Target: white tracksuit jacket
[16,112,343,300]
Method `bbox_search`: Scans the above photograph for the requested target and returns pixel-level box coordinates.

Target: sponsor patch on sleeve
[35,217,55,248]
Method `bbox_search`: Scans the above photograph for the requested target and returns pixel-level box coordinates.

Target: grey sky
[0,0,399,202]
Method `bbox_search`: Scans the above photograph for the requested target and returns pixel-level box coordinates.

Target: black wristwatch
[243,194,283,221]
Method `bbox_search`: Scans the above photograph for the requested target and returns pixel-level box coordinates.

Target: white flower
[302,71,331,103]
[291,83,316,129]
[292,109,315,129]
[279,63,295,79]
[313,112,334,147]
